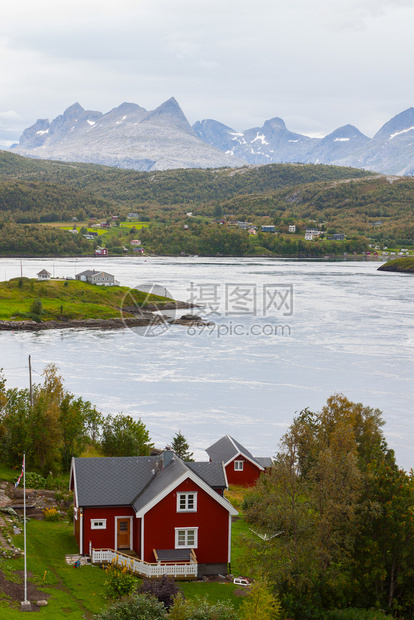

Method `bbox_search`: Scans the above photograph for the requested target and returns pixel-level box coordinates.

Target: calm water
[1,257,413,468]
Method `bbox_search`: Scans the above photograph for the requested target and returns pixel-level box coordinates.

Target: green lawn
[0,277,172,321]
[0,521,107,618]
[0,517,248,617]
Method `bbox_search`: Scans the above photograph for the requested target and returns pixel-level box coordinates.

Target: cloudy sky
[1,0,414,148]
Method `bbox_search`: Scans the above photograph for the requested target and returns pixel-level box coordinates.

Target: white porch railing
[91,548,198,579]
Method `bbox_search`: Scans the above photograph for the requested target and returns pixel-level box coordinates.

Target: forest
[0,150,413,256]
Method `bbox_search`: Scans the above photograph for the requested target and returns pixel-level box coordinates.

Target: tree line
[0,364,153,474]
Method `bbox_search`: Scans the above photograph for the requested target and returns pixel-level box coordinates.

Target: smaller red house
[206,435,272,487]
[70,450,237,577]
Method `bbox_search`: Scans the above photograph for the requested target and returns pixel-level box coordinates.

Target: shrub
[240,580,282,619]
[66,504,74,523]
[103,559,137,599]
[29,298,43,322]
[43,507,60,521]
[23,472,47,489]
[94,593,166,620]
[138,575,181,610]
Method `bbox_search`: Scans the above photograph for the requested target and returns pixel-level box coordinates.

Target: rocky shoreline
[378,257,414,274]
[0,310,211,332]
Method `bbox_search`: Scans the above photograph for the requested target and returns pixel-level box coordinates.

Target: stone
[20,601,32,612]
[36,600,48,607]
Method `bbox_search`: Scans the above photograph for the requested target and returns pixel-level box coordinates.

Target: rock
[36,600,48,607]
[180,314,202,321]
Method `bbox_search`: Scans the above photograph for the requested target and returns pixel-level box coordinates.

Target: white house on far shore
[75,270,119,286]
[37,269,51,280]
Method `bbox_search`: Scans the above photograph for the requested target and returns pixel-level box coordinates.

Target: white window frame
[234,460,244,471]
[175,527,198,549]
[91,519,107,530]
[177,492,197,513]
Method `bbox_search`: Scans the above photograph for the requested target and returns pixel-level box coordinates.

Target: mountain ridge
[11,100,414,175]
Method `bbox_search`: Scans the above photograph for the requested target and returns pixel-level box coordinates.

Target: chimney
[163,446,174,468]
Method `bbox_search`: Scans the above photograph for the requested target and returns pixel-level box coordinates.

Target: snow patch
[230,132,244,137]
[252,132,268,145]
[36,129,49,136]
[390,126,414,139]
[288,139,299,143]
[87,120,95,126]
[334,137,350,142]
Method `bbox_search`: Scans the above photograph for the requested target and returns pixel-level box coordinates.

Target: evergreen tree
[171,430,194,461]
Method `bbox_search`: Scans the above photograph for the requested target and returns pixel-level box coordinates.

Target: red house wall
[81,506,137,555]
[142,478,230,565]
[225,456,262,486]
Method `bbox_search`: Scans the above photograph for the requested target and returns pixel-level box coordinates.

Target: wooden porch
[91,548,198,579]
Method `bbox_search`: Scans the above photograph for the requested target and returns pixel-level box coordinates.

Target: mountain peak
[374,107,414,141]
[62,102,85,118]
[144,97,193,133]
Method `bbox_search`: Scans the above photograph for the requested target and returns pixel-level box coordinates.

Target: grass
[0,516,248,618]
[0,277,173,321]
[0,520,108,618]
[0,462,20,482]
[179,580,244,611]
[378,256,414,273]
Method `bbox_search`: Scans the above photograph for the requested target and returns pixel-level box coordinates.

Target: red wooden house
[69,450,237,577]
[206,435,272,486]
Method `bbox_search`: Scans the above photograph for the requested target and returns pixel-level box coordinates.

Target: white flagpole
[23,452,27,604]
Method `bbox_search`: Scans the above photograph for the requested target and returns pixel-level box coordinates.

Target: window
[91,519,107,530]
[175,528,198,548]
[234,460,244,471]
[177,492,197,512]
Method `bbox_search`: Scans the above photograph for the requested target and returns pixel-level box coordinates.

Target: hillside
[0,150,413,256]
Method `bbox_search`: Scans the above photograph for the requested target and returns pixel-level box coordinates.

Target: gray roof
[187,462,227,488]
[206,435,261,468]
[76,269,99,277]
[206,435,272,470]
[73,456,156,507]
[255,457,273,468]
[72,453,232,514]
[132,457,188,513]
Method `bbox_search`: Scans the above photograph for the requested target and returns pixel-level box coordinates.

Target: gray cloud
[1,0,414,144]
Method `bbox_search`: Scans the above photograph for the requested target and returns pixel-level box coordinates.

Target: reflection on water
[0,257,413,468]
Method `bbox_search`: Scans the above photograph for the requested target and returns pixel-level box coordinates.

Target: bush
[23,472,47,489]
[66,504,74,523]
[94,593,166,619]
[103,560,137,599]
[43,507,60,521]
[138,575,181,610]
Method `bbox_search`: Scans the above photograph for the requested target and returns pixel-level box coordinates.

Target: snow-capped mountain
[11,101,414,175]
[305,125,370,164]
[334,108,414,175]
[11,99,244,171]
[193,108,414,175]
[193,117,317,164]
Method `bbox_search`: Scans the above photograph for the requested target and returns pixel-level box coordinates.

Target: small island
[378,257,414,274]
[0,277,194,331]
